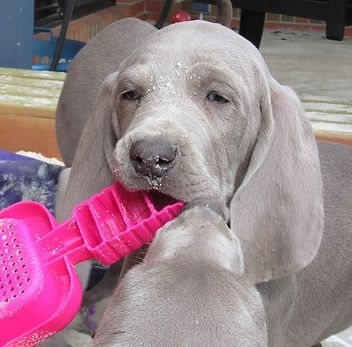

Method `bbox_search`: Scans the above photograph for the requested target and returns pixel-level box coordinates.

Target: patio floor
[261,29,352,102]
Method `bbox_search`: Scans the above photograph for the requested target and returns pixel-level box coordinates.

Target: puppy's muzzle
[130,137,179,179]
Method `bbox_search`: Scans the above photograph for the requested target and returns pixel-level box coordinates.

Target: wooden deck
[304,98,352,147]
[0,67,351,162]
[0,67,64,159]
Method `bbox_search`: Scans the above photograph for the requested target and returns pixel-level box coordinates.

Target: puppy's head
[105,21,266,218]
[65,20,323,281]
[93,208,267,346]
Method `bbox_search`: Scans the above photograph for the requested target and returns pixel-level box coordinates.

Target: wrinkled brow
[189,62,246,95]
[117,64,153,90]
[191,61,236,82]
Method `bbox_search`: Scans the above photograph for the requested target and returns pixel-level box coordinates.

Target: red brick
[51,6,122,42]
[146,11,170,24]
[281,15,294,22]
[207,5,235,20]
[230,18,240,29]
[116,0,139,4]
[232,8,239,19]
[117,2,144,13]
[210,4,216,16]
[136,12,147,20]
[44,3,352,43]
[295,16,309,23]
[266,12,280,21]
[145,0,163,12]
[264,22,325,32]
[202,14,216,22]
[173,2,184,12]
[309,19,324,24]
[146,2,186,23]
[124,3,145,17]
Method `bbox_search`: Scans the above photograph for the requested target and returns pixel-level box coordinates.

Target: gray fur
[55,19,351,346]
[91,142,351,347]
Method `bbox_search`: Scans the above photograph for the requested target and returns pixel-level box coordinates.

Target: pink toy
[0,182,184,346]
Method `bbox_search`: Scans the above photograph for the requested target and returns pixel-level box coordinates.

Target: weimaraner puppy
[90,142,352,347]
[55,19,352,347]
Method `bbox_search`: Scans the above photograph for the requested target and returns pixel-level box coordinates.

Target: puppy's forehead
[155,20,256,54]
[121,21,264,75]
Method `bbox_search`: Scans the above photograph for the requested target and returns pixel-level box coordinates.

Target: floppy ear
[56,72,119,222]
[230,78,324,283]
[56,18,157,167]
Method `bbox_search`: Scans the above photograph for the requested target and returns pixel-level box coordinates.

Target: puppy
[92,142,352,347]
[53,19,350,347]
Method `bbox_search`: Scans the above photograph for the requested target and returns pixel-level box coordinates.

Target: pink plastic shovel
[0,182,184,346]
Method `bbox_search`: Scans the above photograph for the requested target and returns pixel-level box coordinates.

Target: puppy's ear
[56,18,157,166]
[230,79,324,283]
[57,72,119,221]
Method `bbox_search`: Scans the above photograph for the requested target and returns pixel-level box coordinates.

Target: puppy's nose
[130,138,177,178]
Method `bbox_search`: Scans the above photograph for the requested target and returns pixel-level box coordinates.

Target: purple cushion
[0,151,63,213]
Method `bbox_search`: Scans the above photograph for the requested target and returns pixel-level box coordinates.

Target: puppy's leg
[82,261,123,308]
[82,245,149,308]
[119,244,149,280]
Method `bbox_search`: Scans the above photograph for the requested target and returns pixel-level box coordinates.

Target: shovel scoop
[0,182,184,346]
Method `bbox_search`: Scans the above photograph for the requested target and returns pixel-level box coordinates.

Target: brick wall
[115,0,146,21]
[146,1,351,37]
[52,6,124,42]
[54,2,351,42]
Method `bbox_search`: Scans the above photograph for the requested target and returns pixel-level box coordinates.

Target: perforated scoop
[0,182,184,346]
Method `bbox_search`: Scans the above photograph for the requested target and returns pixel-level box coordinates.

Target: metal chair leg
[326,0,346,40]
[50,0,75,71]
[239,9,266,49]
[155,0,173,29]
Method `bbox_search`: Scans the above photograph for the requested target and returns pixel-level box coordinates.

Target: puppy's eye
[207,91,229,104]
[122,90,141,100]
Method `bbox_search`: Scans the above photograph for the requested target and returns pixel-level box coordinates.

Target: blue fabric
[0,151,63,213]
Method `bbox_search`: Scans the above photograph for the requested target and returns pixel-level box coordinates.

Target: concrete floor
[261,29,352,347]
[260,29,352,102]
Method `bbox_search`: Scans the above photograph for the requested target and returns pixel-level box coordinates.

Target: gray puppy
[91,142,352,347]
[57,19,351,347]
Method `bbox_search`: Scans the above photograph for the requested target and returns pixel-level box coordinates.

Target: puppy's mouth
[146,189,181,211]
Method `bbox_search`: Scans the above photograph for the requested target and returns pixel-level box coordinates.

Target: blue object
[192,2,211,14]
[33,27,85,72]
[0,1,34,68]
[0,151,63,214]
